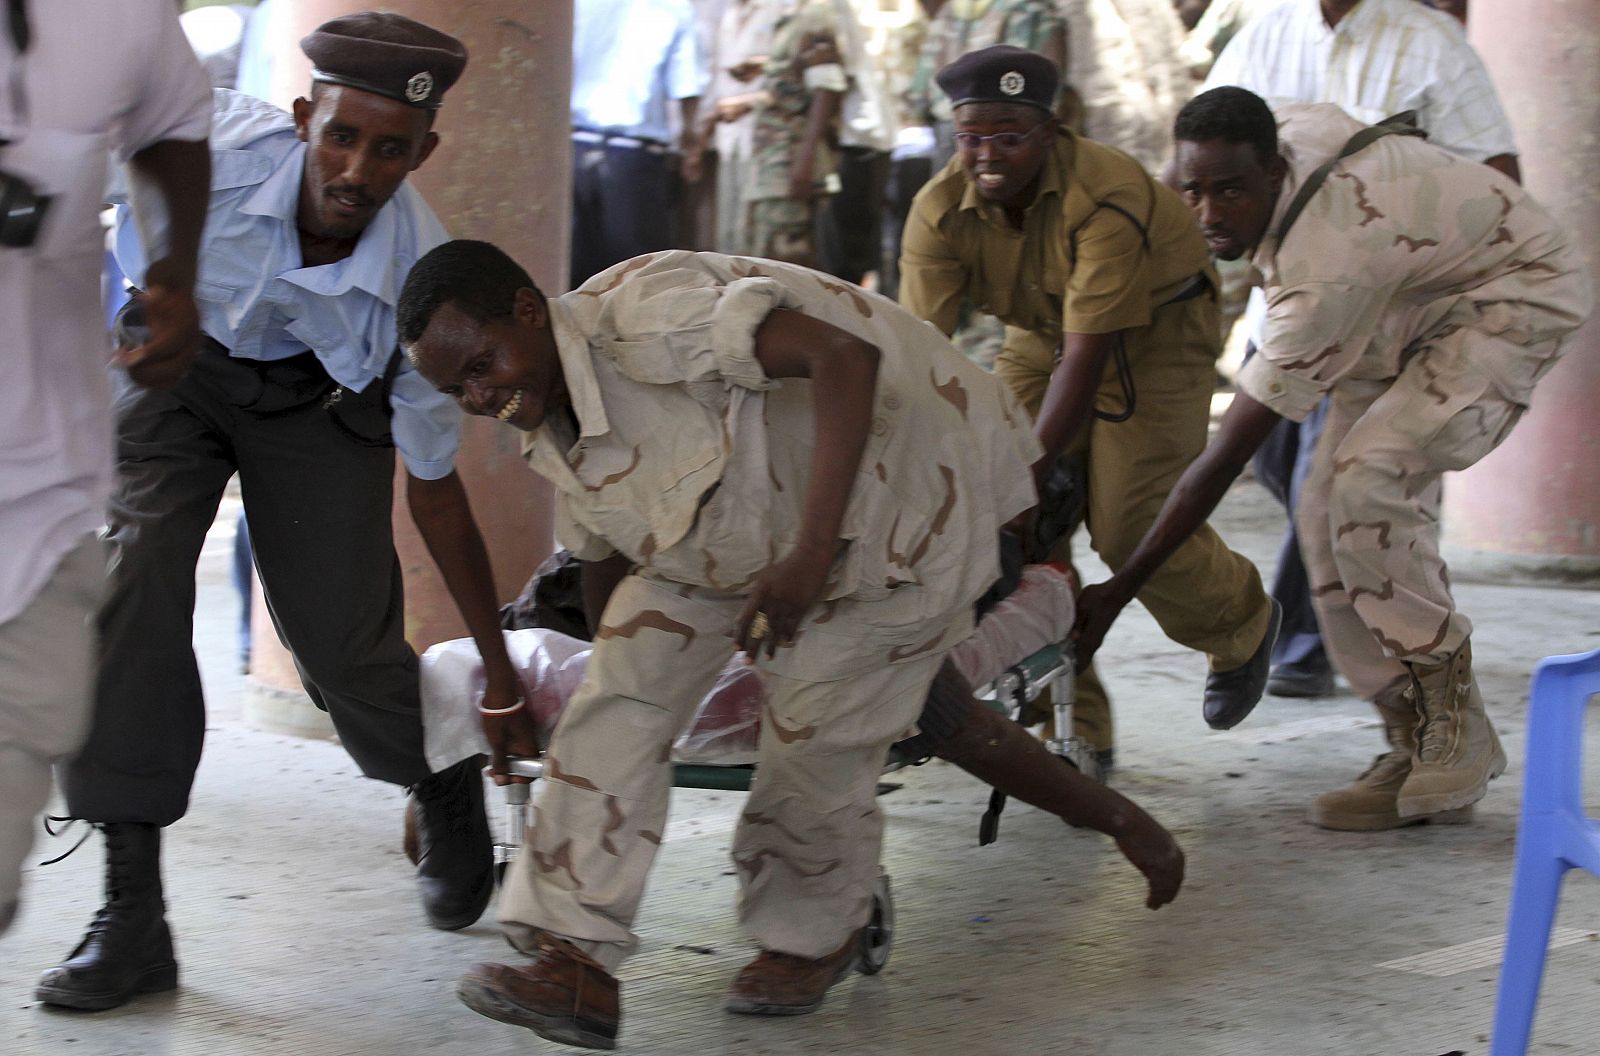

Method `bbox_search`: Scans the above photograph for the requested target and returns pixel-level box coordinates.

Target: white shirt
[111,91,462,480]
[0,0,211,626]
[1202,0,1516,162]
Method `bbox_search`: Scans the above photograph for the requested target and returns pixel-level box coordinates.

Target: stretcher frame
[492,639,1089,974]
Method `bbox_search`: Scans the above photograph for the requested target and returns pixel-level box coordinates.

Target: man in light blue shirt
[36,13,534,1013]
[570,0,708,283]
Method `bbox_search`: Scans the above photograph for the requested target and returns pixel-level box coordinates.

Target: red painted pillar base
[1441,0,1600,585]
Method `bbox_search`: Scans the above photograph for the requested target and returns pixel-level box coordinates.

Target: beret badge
[999,71,1025,96]
[405,71,435,104]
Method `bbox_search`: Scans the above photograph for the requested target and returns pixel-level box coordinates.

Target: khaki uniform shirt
[899,129,1213,345]
[1239,104,1592,422]
[522,250,1040,679]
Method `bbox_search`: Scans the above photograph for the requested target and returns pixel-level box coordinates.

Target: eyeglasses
[952,122,1051,153]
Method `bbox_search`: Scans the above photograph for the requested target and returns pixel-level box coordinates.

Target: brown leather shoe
[724,932,860,1016]
[456,935,619,1050]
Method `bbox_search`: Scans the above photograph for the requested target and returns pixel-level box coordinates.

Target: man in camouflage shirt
[1075,88,1592,831]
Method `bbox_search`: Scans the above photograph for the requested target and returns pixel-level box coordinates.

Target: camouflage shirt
[522,250,1041,678]
[1239,104,1593,421]
[748,0,850,201]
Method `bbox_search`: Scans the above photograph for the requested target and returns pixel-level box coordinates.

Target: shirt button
[1269,382,1283,394]
[871,417,888,436]
[883,394,901,410]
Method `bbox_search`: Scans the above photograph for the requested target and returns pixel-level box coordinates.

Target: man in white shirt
[1201,0,1518,698]
[0,0,211,937]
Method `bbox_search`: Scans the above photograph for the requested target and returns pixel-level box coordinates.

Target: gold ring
[749,612,771,641]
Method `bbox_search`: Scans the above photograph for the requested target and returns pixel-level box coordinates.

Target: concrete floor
[2,481,1598,1056]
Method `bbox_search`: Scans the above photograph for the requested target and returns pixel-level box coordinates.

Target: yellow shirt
[900,128,1211,343]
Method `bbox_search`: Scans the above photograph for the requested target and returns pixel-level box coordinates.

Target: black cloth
[63,340,433,825]
[570,133,682,286]
[935,44,1058,114]
[817,145,890,285]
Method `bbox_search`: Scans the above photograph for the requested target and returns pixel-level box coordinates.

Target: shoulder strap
[1273,110,1427,245]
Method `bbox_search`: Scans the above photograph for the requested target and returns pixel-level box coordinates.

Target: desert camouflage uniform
[1239,104,1593,700]
[499,250,1039,970]
[745,0,849,266]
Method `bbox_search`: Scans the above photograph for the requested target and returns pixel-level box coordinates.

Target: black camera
[0,164,51,248]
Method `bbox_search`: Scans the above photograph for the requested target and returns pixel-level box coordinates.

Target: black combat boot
[36,822,177,1010]
[409,758,493,931]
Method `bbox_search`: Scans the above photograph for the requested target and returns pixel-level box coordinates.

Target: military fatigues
[901,129,1273,750]
[500,250,1039,970]
[1240,104,1592,699]
[746,1,848,266]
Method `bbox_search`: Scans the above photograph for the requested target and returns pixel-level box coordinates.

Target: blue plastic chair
[1490,647,1600,1056]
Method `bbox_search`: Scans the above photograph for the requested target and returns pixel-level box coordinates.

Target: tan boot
[1396,639,1507,817]
[1310,679,1474,831]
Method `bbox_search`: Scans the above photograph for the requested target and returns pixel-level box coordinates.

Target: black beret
[301,12,467,111]
[935,45,1058,114]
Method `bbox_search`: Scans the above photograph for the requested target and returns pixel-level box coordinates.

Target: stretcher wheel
[857,871,894,975]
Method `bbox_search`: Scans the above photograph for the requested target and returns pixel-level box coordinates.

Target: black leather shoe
[36,823,178,1011]
[1267,662,1337,698]
[409,758,494,931]
[1202,599,1282,730]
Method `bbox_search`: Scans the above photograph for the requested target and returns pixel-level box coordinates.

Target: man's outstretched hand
[1071,579,1132,672]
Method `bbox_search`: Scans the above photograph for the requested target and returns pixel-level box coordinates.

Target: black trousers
[570,133,680,286]
[63,344,433,825]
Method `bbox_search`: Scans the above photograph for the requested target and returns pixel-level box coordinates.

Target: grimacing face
[953,101,1056,208]
[1173,137,1286,262]
[292,84,439,242]
[407,289,567,432]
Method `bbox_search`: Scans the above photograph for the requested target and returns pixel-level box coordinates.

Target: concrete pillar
[245,1,570,735]
[1441,0,1600,584]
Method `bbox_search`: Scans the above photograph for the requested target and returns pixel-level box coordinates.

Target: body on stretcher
[418,563,1093,971]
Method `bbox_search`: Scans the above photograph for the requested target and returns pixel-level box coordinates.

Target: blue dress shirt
[571,0,708,143]
[112,89,461,479]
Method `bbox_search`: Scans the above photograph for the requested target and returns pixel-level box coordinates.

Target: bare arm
[119,138,210,389]
[1072,392,1283,667]
[736,308,880,655]
[678,96,704,183]
[787,87,842,200]
[407,470,541,778]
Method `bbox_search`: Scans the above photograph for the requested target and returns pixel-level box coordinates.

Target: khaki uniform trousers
[0,535,105,934]
[499,573,943,972]
[997,293,1271,749]
[1295,328,1541,701]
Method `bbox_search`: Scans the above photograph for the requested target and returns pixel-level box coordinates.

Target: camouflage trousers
[1296,328,1535,700]
[499,573,942,972]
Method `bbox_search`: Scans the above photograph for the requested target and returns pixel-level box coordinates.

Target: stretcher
[419,563,1092,973]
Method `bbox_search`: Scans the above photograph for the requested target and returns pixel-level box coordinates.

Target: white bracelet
[478,698,526,716]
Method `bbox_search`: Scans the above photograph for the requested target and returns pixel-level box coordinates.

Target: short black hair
[397,239,540,347]
[1174,86,1279,164]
